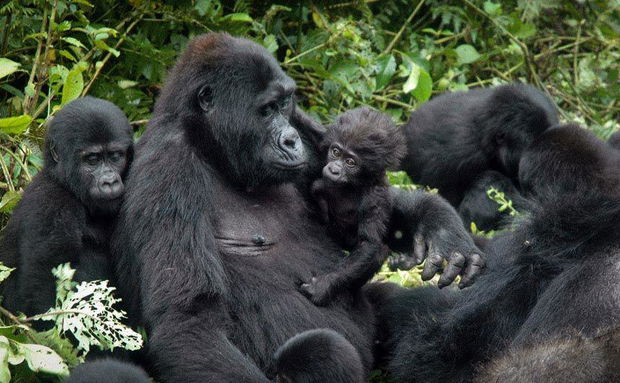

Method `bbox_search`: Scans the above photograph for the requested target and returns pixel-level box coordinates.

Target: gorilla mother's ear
[198,85,214,112]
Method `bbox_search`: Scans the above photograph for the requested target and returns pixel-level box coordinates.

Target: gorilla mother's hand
[387,187,485,289]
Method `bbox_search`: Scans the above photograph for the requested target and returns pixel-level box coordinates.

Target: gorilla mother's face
[193,36,307,188]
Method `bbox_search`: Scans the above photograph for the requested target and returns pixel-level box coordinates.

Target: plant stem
[383,0,425,54]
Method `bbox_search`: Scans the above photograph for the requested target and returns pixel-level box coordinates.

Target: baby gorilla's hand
[299,275,335,306]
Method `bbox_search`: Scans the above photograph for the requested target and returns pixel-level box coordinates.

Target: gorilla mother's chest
[212,183,321,258]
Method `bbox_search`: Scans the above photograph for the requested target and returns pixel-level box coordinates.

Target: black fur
[457,170,527,231]
[274,329,364,383]
[476,328,620,383]
[374,124,620,382]
[401,83,557,229]
[300,107,406,305]
[608,130,620,150]
[0,97,133,318]
[112,32,483,382]
[65,359,150,383]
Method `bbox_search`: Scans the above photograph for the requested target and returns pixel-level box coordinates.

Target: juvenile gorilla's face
[78,142,130,215]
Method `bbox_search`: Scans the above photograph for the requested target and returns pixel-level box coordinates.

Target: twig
[82,14,144,96]
[383,0,426,54]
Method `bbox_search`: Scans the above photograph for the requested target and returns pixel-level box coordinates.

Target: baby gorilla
[274,329,364,383]
[300,107,406,305]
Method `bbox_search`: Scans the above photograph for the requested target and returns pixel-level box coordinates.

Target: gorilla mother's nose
[278,127,303,157]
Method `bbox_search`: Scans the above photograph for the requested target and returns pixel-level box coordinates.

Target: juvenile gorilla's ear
[198,85,214,112]
[49,141,60,163]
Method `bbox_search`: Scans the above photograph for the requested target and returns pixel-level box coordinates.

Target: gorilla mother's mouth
[272,160,307,170]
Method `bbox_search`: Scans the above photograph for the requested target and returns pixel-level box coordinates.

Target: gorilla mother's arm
[387,187,485,288]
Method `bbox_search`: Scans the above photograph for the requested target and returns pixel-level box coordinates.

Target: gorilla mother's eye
[260,102,277,117]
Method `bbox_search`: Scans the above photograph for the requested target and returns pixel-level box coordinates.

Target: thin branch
[82,14,144,96]
[383,0,426,54]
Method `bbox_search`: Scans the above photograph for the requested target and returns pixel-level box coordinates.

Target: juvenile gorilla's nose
[99,174,124,198]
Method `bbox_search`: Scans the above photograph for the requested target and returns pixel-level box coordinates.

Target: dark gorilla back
[401,83,557,206]
[65,359,150,383]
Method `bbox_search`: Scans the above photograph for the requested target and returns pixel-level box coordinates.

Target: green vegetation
[0,0,618,379]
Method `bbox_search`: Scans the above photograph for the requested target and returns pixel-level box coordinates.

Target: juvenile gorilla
[274,329,364,383]
[0,97,133,317]
[113,32,482,382]
[374,124,620,382]
[300,107,406,305]
[401,83,557,229]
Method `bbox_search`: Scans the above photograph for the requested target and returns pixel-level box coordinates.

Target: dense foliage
[0,0,619,380]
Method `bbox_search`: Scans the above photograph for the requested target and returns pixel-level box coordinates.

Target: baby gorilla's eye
[331,147,342,158]
[345,158,356,167]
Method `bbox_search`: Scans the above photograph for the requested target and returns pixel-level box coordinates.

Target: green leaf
[403,63,420,94]
[411,68,432,102]
[0,115,32,135]
[62,68,84,105]
[403,60,431,100]
[483,1,502,16]
[455,44,481,65]
[262,34,278,54]
[0,58,21,80]
[58,49,77,62]
[0,190,22,213]
[0,263,15,283]
[0,337,10,383]
[220,13,253,23]
[18,343,70,376]
[62,37,86,49]
[24,84,35,97]
[375,54,396,90]
[117,80,138,89]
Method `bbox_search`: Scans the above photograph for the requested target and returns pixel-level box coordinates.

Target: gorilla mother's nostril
[280,132,299,150]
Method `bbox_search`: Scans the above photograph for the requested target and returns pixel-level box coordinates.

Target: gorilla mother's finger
[438,252,466,288]
[413,233,427,264]
[421,244,443,281]
[458,253,485,289]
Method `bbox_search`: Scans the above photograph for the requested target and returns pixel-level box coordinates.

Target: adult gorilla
[113,32,482,382]
[373,124,620,382]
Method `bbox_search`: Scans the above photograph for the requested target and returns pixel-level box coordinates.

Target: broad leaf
[0,115,32,135]
[0,58,20,80]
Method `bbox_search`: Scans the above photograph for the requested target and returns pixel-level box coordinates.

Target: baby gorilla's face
[322,143,361,184]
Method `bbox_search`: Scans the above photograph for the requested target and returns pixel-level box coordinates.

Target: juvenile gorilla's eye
[345,158,356,167]
[332,147,341,157]
[109,151,125,162]
[84,153,100,165]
